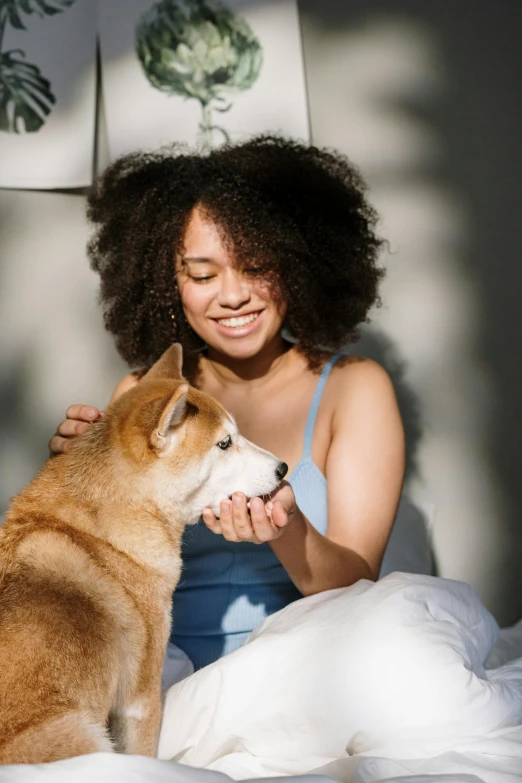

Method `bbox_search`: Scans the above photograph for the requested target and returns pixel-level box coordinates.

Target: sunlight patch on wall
[0,190,126,509]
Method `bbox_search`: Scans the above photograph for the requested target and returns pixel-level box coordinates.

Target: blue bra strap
[302,354,342,458]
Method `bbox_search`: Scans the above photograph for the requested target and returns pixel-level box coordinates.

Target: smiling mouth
[214,311,262,328]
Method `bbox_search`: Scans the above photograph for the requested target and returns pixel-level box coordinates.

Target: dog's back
[0,486,154,762]
[0,517,116,760]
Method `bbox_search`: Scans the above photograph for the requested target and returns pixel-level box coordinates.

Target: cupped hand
[202,480,298,544]
[48,405,103,456]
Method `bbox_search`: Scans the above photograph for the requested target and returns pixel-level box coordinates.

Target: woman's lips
[211,310,264,337]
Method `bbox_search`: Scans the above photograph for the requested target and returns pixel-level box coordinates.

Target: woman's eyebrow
[182,256,214,264]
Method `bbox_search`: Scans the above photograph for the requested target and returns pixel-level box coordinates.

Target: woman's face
[175,207,287,360]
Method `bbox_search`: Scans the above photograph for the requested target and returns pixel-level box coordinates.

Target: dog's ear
[144,343,184,382]
[150,382,189,452]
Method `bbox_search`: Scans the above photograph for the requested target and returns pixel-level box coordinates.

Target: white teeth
[217,312,259,328]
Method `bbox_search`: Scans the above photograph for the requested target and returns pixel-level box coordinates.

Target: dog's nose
[275,461,288,481]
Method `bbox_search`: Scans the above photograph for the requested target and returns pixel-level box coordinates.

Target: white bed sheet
[2,573,522,783]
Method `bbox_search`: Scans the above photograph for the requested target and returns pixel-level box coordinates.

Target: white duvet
[3,573,522,783]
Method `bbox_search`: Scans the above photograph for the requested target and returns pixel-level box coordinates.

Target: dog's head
[108,344,287,525]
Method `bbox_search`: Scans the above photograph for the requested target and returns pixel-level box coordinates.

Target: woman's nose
[217,268,251,309]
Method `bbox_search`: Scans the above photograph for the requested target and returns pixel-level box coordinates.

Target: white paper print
[0,0,96,189]
[99,0,310,158]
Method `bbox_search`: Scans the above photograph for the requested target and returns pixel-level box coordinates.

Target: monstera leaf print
[0,0,77,133]
[1,0,75,30]
[136,0,262,149]
[0,49,54,132]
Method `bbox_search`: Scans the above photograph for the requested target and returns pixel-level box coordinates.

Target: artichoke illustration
[136,0,263,150]
[0,0,77,133]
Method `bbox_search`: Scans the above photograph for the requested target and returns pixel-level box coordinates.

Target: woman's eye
[217,435,232,450]
[190,275,215,283]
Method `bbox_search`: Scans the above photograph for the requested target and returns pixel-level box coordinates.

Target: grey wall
[1,0,521,624]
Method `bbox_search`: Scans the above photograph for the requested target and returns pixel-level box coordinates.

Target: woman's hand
[48,405,103,456]
[48,372,140,457]
[202,481,299,544]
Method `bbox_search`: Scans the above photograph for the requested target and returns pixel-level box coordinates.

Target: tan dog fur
[0,344,284,764]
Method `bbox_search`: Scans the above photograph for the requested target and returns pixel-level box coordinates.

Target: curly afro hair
[87,134,384,374]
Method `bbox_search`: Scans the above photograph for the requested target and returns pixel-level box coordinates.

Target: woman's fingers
[219,497,242,542]
[57,419,92,438]
[201,508,222,535]
[49,406,104,456]
[268,500,289,528]
[48,434,72,455]
[65,405,103,422]
[203,493,287,543]
[49,420,90,455]
[231,493,255,540]
[250,496,277,541]
[216,493,258,542]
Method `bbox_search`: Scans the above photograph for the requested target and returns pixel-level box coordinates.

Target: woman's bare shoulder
[109,371,143,403]
[330,355,397,405]
[333,353,391,377]
[327,354,404,464]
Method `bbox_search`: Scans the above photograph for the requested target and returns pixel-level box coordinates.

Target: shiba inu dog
[0,343,287,764]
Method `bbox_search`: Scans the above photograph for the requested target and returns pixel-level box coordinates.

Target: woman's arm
[202,358,405,594]
[269,359,405,593]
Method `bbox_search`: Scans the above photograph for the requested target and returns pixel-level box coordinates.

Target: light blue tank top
[170,354,341,670]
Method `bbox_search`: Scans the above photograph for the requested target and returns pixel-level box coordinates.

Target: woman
[49,135,405,670]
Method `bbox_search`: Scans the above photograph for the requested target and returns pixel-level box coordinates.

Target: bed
[3,569,522,783]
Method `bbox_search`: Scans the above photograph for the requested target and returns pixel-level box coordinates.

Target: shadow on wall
[299,0,522,624]
[350,326,436,580]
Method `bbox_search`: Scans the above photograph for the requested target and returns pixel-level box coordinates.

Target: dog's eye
[217,435,232,450]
